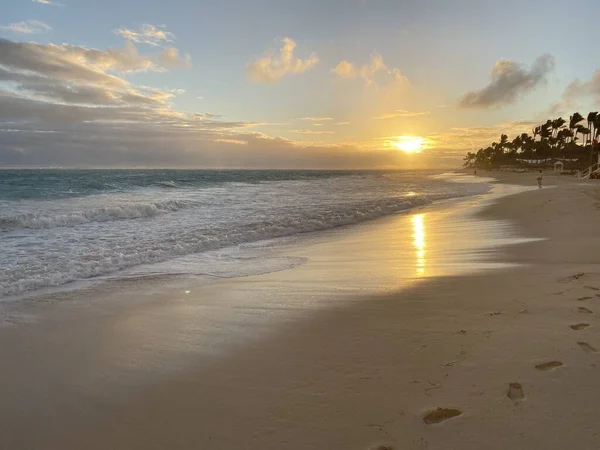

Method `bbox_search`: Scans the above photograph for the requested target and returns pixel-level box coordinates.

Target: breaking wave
[0,199,196,230]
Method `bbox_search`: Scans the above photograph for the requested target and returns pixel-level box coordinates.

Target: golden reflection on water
[412,213,426,276]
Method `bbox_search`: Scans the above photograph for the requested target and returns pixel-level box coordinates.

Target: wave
[1,195,435,297]
[155,180,179,188]
[0,199,196,231]
[0,177,493,297]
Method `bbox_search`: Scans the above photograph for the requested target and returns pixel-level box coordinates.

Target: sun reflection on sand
[412,214,426,276]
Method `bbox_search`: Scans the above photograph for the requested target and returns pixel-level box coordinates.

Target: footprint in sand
[369,446,394,450]
[561,273,586,283]
[578,307,594,315]
[577,342,599,353]
[423,408,462,424]
[578,296,594,301]
[535,361,564,371]
[507,383,525,400]
[571,323,591,331]
[584,285,600,291]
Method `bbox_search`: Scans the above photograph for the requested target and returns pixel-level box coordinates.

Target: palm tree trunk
[591,125,596,164]
[590,128,595,164]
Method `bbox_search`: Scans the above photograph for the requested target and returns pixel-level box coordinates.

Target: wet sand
[2,173,600,449]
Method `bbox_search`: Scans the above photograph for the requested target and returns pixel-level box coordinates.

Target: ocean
[0,169,490,298]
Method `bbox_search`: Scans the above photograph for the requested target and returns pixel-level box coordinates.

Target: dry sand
[2,172,600,449]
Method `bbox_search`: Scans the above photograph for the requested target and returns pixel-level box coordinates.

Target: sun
[394,136,424,153]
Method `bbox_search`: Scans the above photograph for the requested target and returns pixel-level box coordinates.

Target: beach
[1,172,600,449]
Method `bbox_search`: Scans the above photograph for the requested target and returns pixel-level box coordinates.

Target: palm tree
[587,112,598,140]
[532,126,540,143]
[587,112,598,162]
[586,113,600,163]
[531,122,552,163]
[561,128,574,145]
[548,136,558,157]
[463,152,477,168]
[462,111,600,170]
[499,134,509,157]
[551,117,566,139]
[594,115,600,141]
[577,125,590,146]
[505,140,517,159]
[521,133,534,160]
[557,128,571,155]
[475,148,487,167]
[540,121,552,144]
[512,135,523,154]
[570,113,585,143]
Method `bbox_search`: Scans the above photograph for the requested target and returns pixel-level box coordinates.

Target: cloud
[562,70,600,103]
[546,97,577,117]
[0,37,193,111]
[459,54,555,109]
[332,60,356,78]
[299,117,334,121]
[374,110,430,119]
[292,129,335,134]
[193,112,224,120]
[0,34,255,159]
[248,38,318,83]
[0,20,52,34]
[32,0,65,6]
[1,83,447,169]
[215,138,248,145]
[335,122,350,125]
[332,53,409,87]
[545,69,600,116]
[0,118,455,169]
[0,37,444,169]
[156,47,191,69]
[114,24,175,46]
[0,38,190,91]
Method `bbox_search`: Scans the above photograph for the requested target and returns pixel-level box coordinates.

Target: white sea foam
[0,199,196,230]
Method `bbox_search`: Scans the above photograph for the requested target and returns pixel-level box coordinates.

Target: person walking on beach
[537,170,543,188]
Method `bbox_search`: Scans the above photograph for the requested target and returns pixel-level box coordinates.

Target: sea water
[0,170,490,298]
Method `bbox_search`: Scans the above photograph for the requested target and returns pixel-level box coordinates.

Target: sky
[2,0,600,169]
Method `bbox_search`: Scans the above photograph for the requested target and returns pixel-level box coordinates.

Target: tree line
[463,112,600,170]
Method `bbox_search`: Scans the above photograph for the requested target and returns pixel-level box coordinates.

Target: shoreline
[2,173,600,449]
[0,172,488,303]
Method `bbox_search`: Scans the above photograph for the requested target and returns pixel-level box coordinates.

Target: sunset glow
[1,0,597,169]
[394,136,424,154]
